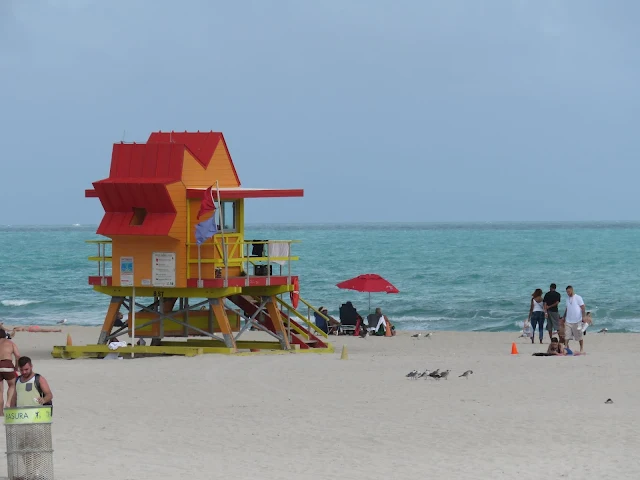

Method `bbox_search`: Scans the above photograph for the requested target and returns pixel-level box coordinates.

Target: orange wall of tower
[112,236,182,287]
[166,181,188,287]
[181,144,240,188]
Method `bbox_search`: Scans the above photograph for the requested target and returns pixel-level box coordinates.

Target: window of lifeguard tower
[219,201,237,232]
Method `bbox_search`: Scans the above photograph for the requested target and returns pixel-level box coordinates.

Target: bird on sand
[417,369,430,379]
[438,370,451,380]
[598,328,608,334]
[57,319,68,325]
[406,370,418,379]
[411,333,421,338]
[605,398,613,404]
[424,333,433,338]
[427,369,440,378]
[459,370,473,379]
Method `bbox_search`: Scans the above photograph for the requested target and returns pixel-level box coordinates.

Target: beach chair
[338,303,358,335]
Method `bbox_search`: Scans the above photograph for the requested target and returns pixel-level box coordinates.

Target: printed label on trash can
[4,407,52,424]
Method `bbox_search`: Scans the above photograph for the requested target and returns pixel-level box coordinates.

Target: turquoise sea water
[0,223,639,332]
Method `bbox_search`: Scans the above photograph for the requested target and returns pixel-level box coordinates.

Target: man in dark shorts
[0,328,20,415]
[543,284,562,342]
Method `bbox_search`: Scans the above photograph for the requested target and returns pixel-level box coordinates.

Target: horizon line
[3,220,640,227]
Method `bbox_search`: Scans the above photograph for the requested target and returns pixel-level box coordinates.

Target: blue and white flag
[195,214,217,245]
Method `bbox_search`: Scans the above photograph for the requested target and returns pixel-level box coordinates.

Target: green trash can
[4,406,54,480]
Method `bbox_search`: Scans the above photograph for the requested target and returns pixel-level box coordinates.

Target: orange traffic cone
[66,333,73,346]
[511,342,518,355]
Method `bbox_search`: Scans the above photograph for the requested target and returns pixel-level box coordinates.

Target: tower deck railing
[86,239,300,288]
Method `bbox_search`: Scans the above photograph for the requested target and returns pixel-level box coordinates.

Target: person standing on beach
[12,357,53,410]
[0,328,20,415]
[543,284,562,342]
[528,289,545,344]
[563,286,586,353]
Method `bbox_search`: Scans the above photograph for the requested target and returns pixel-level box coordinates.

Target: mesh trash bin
[4,406,54,480]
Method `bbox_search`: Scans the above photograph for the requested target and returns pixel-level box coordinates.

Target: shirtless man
[0,328,20,414]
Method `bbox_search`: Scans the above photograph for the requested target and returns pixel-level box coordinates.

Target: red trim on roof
[186,188,304,200]
[85,189,98,198]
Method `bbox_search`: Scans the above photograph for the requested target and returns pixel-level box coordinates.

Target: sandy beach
[0,327,637,479]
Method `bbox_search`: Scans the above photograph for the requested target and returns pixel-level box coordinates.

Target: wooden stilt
[98,296,125,344]
[265,295,291,350]
[209,298,237,350]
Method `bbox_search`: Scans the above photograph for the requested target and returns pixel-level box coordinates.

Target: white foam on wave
[1,299,42,307]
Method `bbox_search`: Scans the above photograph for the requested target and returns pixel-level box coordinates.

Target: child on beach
[546,337,565,356]
[582,312,593,335]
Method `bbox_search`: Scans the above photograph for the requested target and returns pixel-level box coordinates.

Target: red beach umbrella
[336,274,399,313]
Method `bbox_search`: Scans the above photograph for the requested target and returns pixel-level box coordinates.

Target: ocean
[0,223,639,332]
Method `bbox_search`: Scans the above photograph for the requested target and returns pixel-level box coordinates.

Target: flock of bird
[410,333,433,338]
[405,368,473,380]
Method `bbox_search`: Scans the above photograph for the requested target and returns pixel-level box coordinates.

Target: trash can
[4,406,54,480]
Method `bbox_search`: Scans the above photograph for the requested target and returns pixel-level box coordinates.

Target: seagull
[417,369,430,379]
[56,319,68,325]
[459,370,473,379]
[406,370,418,379]
[424,333,433,338]
[598,328,608,334]
[605,398,613,404]
[427,369,441,379]
[411,333,421,338]
[438,370,451,380]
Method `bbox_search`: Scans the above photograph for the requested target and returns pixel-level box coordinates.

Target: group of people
[0,327,53,415]
[527,283,590,354]
[314,303,396,337]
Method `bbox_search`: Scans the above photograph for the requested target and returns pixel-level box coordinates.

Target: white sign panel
[120,256,134,286]
[152,252,176,287]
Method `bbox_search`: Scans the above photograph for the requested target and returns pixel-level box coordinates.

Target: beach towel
[269,242,290,265]
[108,341,127,350]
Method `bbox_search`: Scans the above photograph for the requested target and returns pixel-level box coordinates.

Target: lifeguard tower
[52,131,333,358]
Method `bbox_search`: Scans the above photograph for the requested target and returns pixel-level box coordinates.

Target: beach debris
[406,370,418,379]
[411,333,421,338]
[57,318,68,325]
[605,398,613,404]
[459,370,473,379]
[598,328,608,334]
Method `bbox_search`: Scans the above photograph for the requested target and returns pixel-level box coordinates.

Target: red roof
[93,182,177,236]
[103,142,184,182]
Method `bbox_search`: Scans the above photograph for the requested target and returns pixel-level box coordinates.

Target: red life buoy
[290,277,300,309]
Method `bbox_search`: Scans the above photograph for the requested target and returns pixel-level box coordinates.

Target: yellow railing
[86,240,112,281]
[187,239,301,285]
[276,297,329,340]
[86,239,302,286]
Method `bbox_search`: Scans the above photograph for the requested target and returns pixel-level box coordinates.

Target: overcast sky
[1,0,639,225]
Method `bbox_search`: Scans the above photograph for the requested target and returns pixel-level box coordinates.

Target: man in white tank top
[11,356,53,409]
